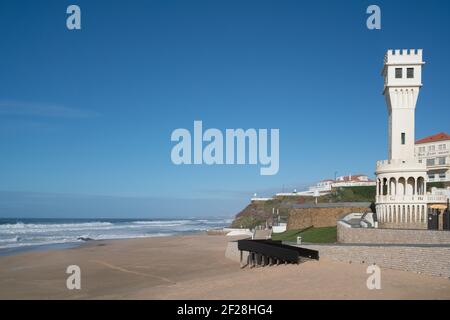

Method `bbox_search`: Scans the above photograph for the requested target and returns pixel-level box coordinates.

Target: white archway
[398,177,406,196]
[389,177,396,196]
[406,177,415,196]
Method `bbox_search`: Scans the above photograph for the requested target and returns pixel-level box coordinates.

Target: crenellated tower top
[384,49,423,65]
[382,49,425,94]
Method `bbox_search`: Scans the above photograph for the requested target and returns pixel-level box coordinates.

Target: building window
[407,68,414,78]
[427,158,435,166]
[429,145,435,152]
[401,132,405,145]
[438,157,446,165]
[428,173,435,180]
[419,146,425,152]
[395,68,403,78]
[418,159,422,163]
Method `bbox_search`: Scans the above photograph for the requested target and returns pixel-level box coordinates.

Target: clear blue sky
[0,0,449,218]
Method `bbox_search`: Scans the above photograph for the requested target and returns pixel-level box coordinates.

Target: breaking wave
[0,218,229,251]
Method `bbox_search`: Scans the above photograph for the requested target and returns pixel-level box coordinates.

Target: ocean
[0,217,232,255]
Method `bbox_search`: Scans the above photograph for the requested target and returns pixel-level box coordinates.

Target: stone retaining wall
[379,221,427,230]
[301,243,450,278]
[337,222,450,244]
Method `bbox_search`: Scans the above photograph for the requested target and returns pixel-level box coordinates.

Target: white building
[332,174,376,188]
[375,49,447,229]
[308,179,334,194]
[281,174,375,197]
[415,132,450,182]
[308,175,375,193]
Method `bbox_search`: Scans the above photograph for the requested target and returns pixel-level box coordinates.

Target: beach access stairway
[237,239,319,268]
[252,229,272,240]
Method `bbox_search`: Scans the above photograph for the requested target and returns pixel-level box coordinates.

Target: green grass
[272,226,337,243]
[271,228,306,242]
[328,186,376,203]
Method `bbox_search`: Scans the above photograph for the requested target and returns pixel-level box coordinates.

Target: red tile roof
[415,132,450,144]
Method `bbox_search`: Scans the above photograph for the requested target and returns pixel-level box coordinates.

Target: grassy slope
[326,186,376,203]
[272,226,337,243]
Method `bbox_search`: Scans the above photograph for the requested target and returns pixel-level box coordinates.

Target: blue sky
[0,0,449,218]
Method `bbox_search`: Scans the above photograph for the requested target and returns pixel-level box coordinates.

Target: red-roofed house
[415,132,450,182]
[306,174,375,194]
[333,174,375,187]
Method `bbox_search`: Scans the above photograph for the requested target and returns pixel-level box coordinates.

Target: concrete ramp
[252,229,272,240]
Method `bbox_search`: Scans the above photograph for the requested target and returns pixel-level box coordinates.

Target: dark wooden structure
[237,239,319,268]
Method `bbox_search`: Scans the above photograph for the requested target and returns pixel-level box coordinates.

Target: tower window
[395,68,403,78]
[407,68,414,78]
[401,132,405,145]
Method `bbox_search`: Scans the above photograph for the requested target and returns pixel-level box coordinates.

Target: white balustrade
[376,194,447,203]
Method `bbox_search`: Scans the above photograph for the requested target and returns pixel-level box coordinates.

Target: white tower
[375,49,428,229]
[383,49,424,160]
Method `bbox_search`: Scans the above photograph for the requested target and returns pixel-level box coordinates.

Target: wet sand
[0,234,449,299]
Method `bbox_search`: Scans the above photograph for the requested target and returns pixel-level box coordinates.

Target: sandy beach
[0,233,449,300]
